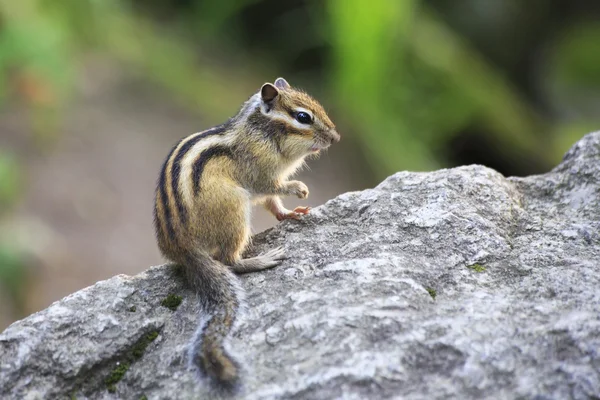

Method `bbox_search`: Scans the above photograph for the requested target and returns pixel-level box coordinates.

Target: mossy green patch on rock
[128,306,137,312]
[132,331,160,359]
[426,287,437,300]
[103,329,160,393]
[161,294,182,311]
[140,396,148,400]
[467,263,486,272]
[104,362,130,392]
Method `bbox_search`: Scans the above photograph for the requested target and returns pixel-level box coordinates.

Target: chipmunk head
[248,77,340,159]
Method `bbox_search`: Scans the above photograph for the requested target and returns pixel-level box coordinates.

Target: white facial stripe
[259,108,313,131]
[273,114,311,130]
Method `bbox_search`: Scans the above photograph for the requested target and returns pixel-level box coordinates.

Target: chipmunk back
[153,77,339,392]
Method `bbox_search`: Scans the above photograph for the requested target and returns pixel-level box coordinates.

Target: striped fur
[171,123,231,224]
[153,78,340,392]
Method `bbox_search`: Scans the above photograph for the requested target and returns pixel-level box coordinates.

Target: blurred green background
[0,0,599,329]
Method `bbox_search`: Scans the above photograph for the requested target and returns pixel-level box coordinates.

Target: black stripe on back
[193,145,235,195]
[157,141,181,241]
[153,189,162,239]
[171,121,231,224]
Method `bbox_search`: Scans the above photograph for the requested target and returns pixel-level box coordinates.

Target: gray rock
[2,132,600,400]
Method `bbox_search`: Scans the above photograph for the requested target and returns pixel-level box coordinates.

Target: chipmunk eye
[295,111,312,125]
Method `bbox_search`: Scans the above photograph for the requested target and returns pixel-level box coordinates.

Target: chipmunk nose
[329,130,341,144]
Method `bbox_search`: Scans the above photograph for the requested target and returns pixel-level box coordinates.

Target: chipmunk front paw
[287,181,309,199]
[276,206,311,221]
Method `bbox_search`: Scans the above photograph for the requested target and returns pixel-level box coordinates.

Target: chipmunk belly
[279,157,307,181]
[190,157,251,258]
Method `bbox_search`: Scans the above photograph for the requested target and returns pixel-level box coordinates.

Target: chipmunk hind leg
[229,247,287,274]
[204,187,286,273]
[215,229,286,273]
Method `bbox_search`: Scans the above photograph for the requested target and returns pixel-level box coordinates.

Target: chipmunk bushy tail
[183,251,244,392]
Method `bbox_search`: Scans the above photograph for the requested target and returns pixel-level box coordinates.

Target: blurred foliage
[328,0,436,174]
[1,0,597,176]
[0,151,20,211]
[0,242,26,313]
[0,151,24,312]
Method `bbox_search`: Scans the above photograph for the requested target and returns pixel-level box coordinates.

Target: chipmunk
[153,77,340,392]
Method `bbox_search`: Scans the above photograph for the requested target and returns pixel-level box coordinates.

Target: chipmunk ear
[274,77,290,90]
[261,83,279,103]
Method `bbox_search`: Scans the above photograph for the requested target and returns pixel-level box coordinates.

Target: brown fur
[153,78,339,391]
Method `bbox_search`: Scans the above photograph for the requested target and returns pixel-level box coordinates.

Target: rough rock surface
[1,133,600,400]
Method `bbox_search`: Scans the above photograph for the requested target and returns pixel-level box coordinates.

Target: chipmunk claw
[293,206,311,215]
[276,207,311,221]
